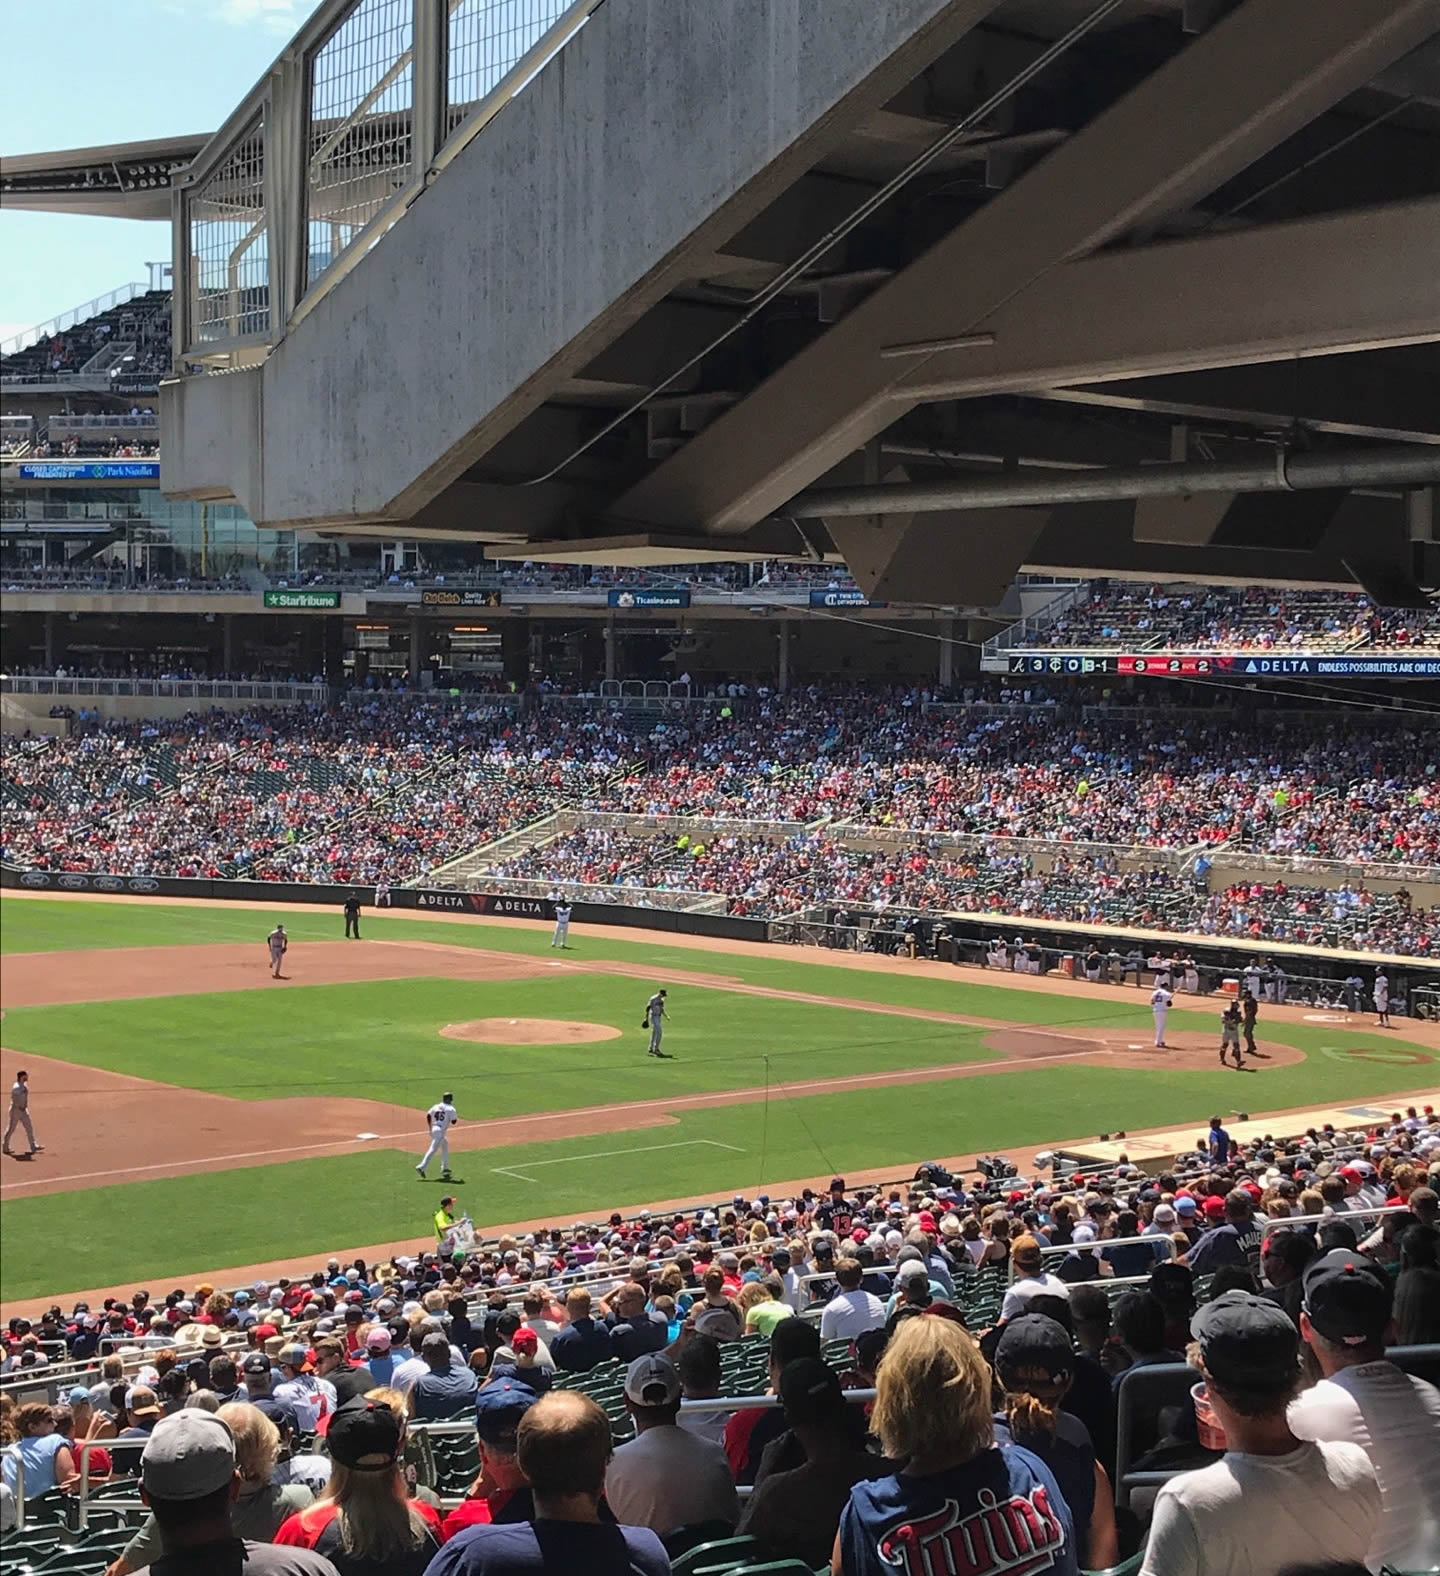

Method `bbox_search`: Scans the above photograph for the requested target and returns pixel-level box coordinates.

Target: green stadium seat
[731,1563,818,1576]
[663,1521,746,1559]
[1083,1556,1144,1576]
[670,1534,760,1575]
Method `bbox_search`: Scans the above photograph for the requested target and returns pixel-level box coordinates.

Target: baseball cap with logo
[241,1353,272,1376]
[623,1353,682,1407]
[510,1327,539,1355]
[365,1329,392,1353]
[1191,1290,1299,1388]
[1302,1249,1392,1347]
[473,1378,536,1445]
[140,1412,237,1501]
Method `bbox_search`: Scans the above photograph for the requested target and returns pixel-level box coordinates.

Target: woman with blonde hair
[105,1402,314,1576]
[275,1396,442,1576]
[835,1317,1079,1576]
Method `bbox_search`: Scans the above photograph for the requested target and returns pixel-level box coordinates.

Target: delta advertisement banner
[1001,652,1440,679]
[0,867,767,943]
[18,461,161,481]
[606,588,691,608]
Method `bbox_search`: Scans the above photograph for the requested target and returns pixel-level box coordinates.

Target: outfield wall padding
[0,866,768,945]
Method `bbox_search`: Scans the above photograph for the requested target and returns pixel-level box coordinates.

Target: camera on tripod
[975,1154,1018,1181]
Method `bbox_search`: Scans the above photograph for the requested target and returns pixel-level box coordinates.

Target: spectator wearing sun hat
[1289,1249,1440,1570]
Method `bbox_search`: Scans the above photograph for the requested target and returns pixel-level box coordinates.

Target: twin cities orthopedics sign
[809,588,885,607]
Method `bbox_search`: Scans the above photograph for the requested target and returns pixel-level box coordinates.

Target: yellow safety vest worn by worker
[434,1208,454,1240]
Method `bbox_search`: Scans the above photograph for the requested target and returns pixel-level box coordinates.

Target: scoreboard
[1001,653,1440,678]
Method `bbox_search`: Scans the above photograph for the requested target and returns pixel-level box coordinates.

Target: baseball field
[2,891,1436,1310]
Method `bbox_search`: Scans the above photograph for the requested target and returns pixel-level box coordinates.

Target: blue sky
[0,0,323,341]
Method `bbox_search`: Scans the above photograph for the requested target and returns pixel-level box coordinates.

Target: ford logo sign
[21,870,50,887]
[58,873,89,890]
[94,875,124,891]
[128,877,160,893]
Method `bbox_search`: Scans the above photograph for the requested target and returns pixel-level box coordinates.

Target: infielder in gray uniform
[3,1070,40,1157]
[267,923,288,978]
[643,989,669,1056]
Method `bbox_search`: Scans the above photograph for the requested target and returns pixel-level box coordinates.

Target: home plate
[1128,1044,1145,1050]
[356,1132,380,1141]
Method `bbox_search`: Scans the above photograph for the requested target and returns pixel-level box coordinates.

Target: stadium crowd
[5,693,1438,950]
[1035,581,1440,652]
[4,1106,1438,1574]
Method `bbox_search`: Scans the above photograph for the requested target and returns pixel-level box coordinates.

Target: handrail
[2,676,331,704]
[1024,1232,1176,1279]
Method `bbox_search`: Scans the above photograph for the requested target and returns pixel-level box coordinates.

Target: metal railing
[46,414,158,432]
[176,0,602,360]
[0,284,153,358]
[2,676,330,704]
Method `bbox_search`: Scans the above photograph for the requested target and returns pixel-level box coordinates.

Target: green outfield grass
[0,895,1433,1303]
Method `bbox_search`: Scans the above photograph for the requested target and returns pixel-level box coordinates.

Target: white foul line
[492,1138,745,1185]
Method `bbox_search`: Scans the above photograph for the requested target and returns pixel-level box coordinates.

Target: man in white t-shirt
[1140,1291,1380,1576]
[819,1260,885,1341]
[1288,1249,1440,1571]
[605,1354,738,1538]
[999,1234,1071,1322]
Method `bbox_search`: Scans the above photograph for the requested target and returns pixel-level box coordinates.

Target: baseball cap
[1191,1290,1298,1388]
[623,1353,682,1407]
[1010,1234,1044,1268]
[510,1327,538,1355]
[241,1353,272,1376]
[829,1178,846,1191]
[473,1378,536,1444]
[1071,1224,1097,1245]
[326,1398,403,1471]
[777,1357,845,1426]
[126,1385,162,1419]
[1202,1197,1227,1220]
[994,1315,1075,1384]
[365,1329,392,1353]
[1152,1204,1177,1227]
[277,1343,309,1370]
[1302,1249,1392,1347]
[1174,1197,1198,1217]
[140,1412,236,1501]
[421,1332,451,1361]
[67,1385,91,1406]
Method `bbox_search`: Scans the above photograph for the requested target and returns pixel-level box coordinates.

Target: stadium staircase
[421,809,567,888]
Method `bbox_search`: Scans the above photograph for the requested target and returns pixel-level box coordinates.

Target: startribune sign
[263,590,341,609]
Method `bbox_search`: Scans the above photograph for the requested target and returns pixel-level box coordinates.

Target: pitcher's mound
[440,1018,622,1046]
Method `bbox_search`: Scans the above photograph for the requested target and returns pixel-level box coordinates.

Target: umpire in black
[344,891,362,939]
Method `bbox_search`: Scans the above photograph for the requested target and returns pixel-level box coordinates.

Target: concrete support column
[43,612,56,671]
[222,614,235,674]
[408,617,423,685]
[604,616,616,680]
[938,617,955,690]
[777,621,791,692]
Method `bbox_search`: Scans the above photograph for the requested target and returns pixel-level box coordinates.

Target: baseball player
[1241,989,1259,1057]
[1220,1001,1244,1069]
[343,892,362,940]
[1150,984,1173,1047]
[643,988,669,1057]
[375,877,391,907]
[1374,971,1391,1028]
[417,1091,459,1181]
[2,1070,41,1158]
[551,902,573,949]
[267,923,288,979]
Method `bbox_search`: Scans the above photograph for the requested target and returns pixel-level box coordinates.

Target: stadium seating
[1029,581,1440,652]
[0,294,171,389]
[4,692,1435,952]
